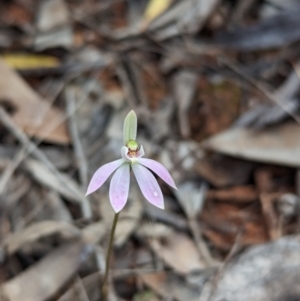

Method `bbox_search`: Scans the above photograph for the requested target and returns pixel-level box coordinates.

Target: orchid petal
[121,146,131,161]
[138,158,177,190]
[137,145,145,158]
[86,159,124,196]
[109,163,130,213]
[123,110,137,145]
[132,163,164,209]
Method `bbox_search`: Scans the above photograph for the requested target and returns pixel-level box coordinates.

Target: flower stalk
[101,212,119,301]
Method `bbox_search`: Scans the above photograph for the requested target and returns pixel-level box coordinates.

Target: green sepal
[123,110,137,145]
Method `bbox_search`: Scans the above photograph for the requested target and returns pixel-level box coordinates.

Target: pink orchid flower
[86,110,177,213]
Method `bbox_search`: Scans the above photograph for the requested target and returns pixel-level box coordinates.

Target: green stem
[101,212,119,301]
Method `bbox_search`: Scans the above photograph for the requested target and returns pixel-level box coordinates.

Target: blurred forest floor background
[1,0,300,300]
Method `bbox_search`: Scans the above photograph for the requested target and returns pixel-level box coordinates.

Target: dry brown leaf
[150,231,205,274]
[0,58,69,144]
[143,0,172,28]
[176,182,207,219]
[140,271,201,301]
[173,71,198,138]
[82,221,107,245]
[42,190,73,222]
[201,202,269,250]
[58,272,102,301]
[136,223,173,238]
[3,220,81,255]
[195,155,254,188]
[1,240,90,301]
[2,54,60,70]
[23,159,84,203]
[203,121,300,167]
[206,186,258,203]
[36,0,69,32]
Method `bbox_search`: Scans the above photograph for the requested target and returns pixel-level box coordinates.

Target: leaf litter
[1,0,300,300]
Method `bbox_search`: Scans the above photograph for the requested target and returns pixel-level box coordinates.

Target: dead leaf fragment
[206,186,258,203]
[58,272,102,301]
[136,223,173,238]
[82,221,106,245]
[4,221,81,255]
[176,182,207,219]
[203,121,300,167]
[0,58,69,144]
[143,0,172,25]
[36,0,69,31]
[23,159,84,203]
[173,71,198,138]
[150,231,205,274]
[195,155,254,187]
[140,271,201,301]
[2,54,60,70]
[213,10,300,50]
[1,240,90,301]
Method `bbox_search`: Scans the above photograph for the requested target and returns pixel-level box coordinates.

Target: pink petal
[109,163,130,213]
[86,159,124,196]
[138,158,177,190]
[132,163,164,209]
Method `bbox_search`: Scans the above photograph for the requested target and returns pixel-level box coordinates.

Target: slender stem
[101,212,119,301]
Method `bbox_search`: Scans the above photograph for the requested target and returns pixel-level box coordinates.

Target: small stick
[116,60,137,108]
[188,218,216,267]
[205,231,243,301]
[260,193,280,240]
[0,146,27,195]
[221,58,300,125]
[128,56,149,108]
[65,87,92,219]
